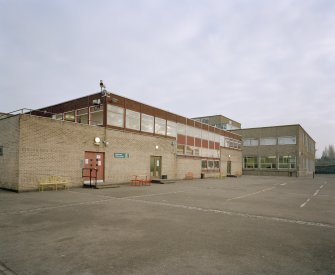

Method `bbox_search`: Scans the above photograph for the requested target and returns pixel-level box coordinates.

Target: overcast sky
[1,0,334,157]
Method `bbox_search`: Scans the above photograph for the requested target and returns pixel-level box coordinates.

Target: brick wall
[18,115,177,191]
[176,157,201,179]
[220,148,242,176]
[0,116,20,190]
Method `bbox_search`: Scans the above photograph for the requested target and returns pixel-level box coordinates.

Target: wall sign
[114,153,129,158]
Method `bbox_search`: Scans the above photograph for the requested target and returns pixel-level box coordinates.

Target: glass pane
[167,121,177,137]
[64,111,75,122]
[141,114,154,133]
[107,105,124,127]
[155,117,166,135]
[126,109,140,131]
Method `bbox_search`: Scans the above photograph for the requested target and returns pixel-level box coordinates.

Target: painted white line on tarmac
[300,183,326,208]
[280,183,287,186]
[300,198,310,208]
[226,187,275,201]
[123,191,185,199]
[125,198,335,229]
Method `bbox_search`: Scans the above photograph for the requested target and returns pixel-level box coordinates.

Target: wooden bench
[39,176,69,191]
[130,175,151,186]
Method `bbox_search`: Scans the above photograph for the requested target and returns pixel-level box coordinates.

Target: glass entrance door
[150,156,162,178]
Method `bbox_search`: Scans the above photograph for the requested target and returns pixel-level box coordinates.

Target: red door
[84,152,105,182]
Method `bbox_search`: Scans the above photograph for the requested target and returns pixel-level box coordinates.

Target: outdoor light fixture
[94,137,101,145]
[155,145,159,150]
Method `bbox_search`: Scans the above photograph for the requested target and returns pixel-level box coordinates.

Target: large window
[244,156,258,169]
[167,121,177,137]
[155,117,166,135]
[260,156,277,169]
[260,138,277,146]
[279,156,296,169]
[141,114,154,133]
[243,139,258,146]
[90,105,103,126]
[76,108,89,124]
[278,136,296,145]
[177,145,185,155]
[107,105,124,127]
[126,109,140,131]
[177,123,186,135]
[64,111,75,122]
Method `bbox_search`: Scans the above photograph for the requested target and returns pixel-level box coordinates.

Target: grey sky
[1,0,334,157]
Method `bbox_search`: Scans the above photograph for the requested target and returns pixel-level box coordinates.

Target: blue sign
[114,153,129,158]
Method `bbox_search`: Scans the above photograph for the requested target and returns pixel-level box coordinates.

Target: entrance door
[227,161,232,176]
[150,156,162,178]
[84,151,105,183]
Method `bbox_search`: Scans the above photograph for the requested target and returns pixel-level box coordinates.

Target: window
[177,123,186,135]
[279,156,296,169]
[260,138,277,146]
[107,105,124,127]
[141,114,154,133]
[201,160,208,169]
[64,111,75,122]
[243,139,258,146]
[90,105,103,126]
[167,121,177,137]
[126,109,140,131]
[260,156,277,169]
[214,160,220,169]
[177,144,185,155]
[76,108,89,124]
[185,146,194,156]
[52,113,63,120]
[194,128,201,139]
[208,160,214,169]
[278,136,296,145]
[0,146,3,156]
[220,136,225,147]
[155,117,166,135]
[244,156,258,169]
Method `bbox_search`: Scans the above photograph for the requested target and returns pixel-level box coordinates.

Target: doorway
[227,160,232,176]
[83,151,105,183]
[150,156,162,179]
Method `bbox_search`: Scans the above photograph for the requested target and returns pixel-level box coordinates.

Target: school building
[0,91,242,192]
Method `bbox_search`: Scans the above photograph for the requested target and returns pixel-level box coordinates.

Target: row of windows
[177,145,220,158]
[53,106,104,126]
[201,160,220,170]
[243,136,296,146]
[244,156,296,169]
[52,104,241,146]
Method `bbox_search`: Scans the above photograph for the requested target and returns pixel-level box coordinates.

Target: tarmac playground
[0,175,334,274]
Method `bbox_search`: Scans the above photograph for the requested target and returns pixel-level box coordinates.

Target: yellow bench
[39,176,69,191]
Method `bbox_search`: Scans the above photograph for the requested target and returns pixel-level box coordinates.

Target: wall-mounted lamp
[155,145,159,150]
[228,154,231,158]
[94,137,101,145]
[103,140,109,146]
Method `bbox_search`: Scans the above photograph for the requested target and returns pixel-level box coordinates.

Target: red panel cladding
[195,138,201,147]
[187,136,194,146]
[209,141,215,149]
[177,134,186,145]
[215,142,220,150]
[202,139,208,148]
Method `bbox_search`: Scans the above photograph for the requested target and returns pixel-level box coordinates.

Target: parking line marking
[300,198,310,208]
[300,183,326,208]
[226,187,274,201]
[125,198,335,230]
[280,183,287,186]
